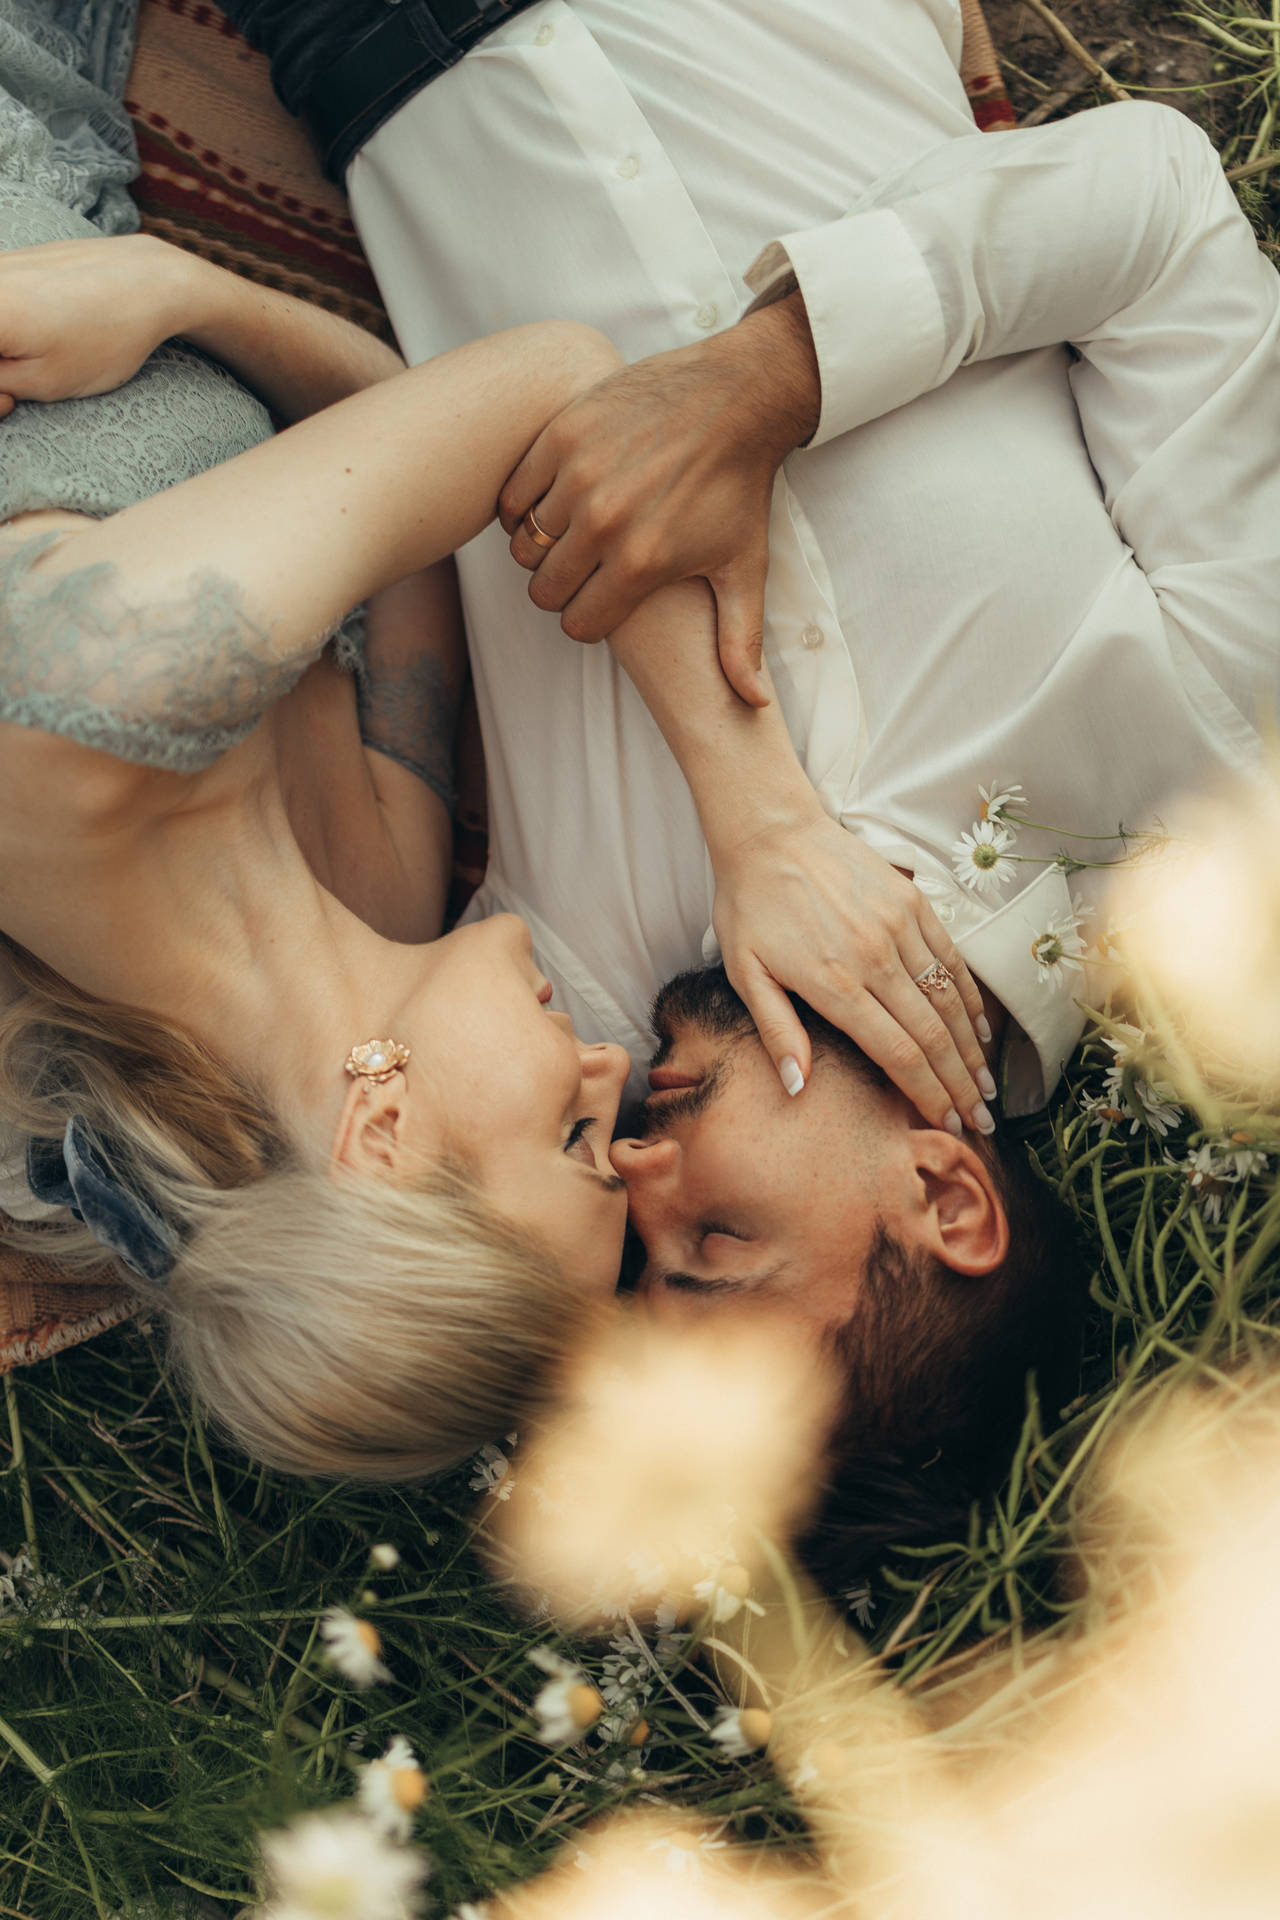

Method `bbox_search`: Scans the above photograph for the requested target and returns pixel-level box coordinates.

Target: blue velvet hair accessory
[25,1118,180,1284]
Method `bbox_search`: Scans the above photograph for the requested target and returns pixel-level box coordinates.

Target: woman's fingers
[729,952,813,1097]
[905,939,996,1110]
[916,902,992,1043]
[874,961,995,1134]
[0,392,14,422]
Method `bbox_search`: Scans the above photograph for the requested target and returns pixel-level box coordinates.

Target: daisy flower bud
[370,1544,400,1572]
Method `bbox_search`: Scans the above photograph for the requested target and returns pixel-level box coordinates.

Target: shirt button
[935,901,957,925]
[801,622,825,650]
[535,22,554,44]
[694,303,719,331]
[616,154,641,179]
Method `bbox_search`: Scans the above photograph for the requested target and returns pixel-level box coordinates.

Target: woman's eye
[564,1117,596,1162]
[700,1222,743,1244]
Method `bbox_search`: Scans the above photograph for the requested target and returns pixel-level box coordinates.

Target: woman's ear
[329,1073,407,1179]
[911,1132,1010,1277]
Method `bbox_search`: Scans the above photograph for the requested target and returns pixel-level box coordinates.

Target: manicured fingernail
[779,1056,805,1097]
[972,1104,996,1136]
[944,1109,963,1137]
[977,1015,993,1044]
[978,1067,997,1101]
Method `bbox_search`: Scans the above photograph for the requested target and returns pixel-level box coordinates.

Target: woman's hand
[710,806,997,1134]
[0,234,198,416]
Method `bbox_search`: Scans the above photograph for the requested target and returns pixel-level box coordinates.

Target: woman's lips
[647,1067,702,1092]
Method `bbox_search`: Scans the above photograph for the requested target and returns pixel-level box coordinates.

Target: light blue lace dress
[0,0,364,771]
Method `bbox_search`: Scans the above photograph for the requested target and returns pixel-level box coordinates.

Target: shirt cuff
[745,208,947,449]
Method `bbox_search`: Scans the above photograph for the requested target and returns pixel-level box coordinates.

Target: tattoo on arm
[355,652,463,815]
[0,532,321,771]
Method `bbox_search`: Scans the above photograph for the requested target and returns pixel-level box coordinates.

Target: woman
[0,0,987,1480]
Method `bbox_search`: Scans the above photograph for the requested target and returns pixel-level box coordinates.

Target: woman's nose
[492,912,534,959]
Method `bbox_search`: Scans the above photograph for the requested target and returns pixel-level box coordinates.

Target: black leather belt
[301,0,547,182]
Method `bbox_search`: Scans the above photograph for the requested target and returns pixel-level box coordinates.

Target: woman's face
[397,915,631,1297]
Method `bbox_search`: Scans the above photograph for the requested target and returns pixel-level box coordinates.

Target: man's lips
[647,1067,702,1093]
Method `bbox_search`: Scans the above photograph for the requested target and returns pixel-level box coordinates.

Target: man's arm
[502,103,1278,695]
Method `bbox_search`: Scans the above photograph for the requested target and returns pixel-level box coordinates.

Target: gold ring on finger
[913,961,955,997]
[524,504,560,550]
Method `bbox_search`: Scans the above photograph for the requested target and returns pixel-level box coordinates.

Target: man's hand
[500,294,821,707]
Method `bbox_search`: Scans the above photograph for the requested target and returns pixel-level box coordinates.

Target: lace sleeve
[0,532,327,773]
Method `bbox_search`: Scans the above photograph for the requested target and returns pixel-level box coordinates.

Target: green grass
[3,18,1279,1916]
[5,1033,1278,1920]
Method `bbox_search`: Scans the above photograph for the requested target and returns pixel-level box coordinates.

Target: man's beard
[651,963,887,1079]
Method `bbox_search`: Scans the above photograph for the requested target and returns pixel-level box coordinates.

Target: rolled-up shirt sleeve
[745,101,1278,468]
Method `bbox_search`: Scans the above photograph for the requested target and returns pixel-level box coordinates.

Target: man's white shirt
[348,0,1280,1114]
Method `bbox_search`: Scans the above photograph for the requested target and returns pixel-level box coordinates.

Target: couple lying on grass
[2,0,1277,1596]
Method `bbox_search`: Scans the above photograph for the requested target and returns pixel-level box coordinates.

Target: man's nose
[607,1133,680,1191]
[580,1040,632,1091]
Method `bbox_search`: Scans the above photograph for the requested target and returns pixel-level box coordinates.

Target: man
[226,0,1277,1541]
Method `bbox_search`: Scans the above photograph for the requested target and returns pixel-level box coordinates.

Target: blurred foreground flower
[320,1608,391,1689]
[258,1808,428,1920]
[498,1814,816,1920]
[1117,777,1280,1098]
[358,1737,429,1842]
[483,1315,837,1625]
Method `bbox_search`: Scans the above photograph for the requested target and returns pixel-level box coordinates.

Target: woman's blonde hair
[0,939,591,1479]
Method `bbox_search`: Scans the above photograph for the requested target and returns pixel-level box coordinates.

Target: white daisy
[468,1442,513,1501]
[258,1808,427,1920]
[319,1608,391,1689]
[843,1579,875,1629]
[1029,908,1090,992]
[1218,1134,1271,1183]
[1099,1035,1183,1138]
[528,1647,603,1744]
[978,780,1027,825]
[951,820,1017,896]
[357,1737,429,1843]
[1080,1090,1130,1136]
[369,1545,400,1572]
[692,1565,766,1625]
[709,1705,773,1758]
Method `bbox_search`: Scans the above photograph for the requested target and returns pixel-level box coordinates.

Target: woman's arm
[0,319,618,839]
[601,580,994,1134]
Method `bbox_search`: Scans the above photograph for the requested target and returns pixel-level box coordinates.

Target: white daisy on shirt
[978,779,1028,824]
[952,820,1017,896]
[1029,906,1090,992]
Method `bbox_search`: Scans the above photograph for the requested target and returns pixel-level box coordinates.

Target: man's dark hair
[796,1127,1088,1598]
[644,962,1090,1601]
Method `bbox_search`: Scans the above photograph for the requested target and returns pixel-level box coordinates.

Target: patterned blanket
[0,0,1013,1373]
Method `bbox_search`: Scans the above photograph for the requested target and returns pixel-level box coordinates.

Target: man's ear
[329,1073,408,1180]
[910,1131,1009,1277]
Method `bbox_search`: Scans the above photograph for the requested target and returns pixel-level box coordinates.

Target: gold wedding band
[524,504,560,550]
[914,961,955,997]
